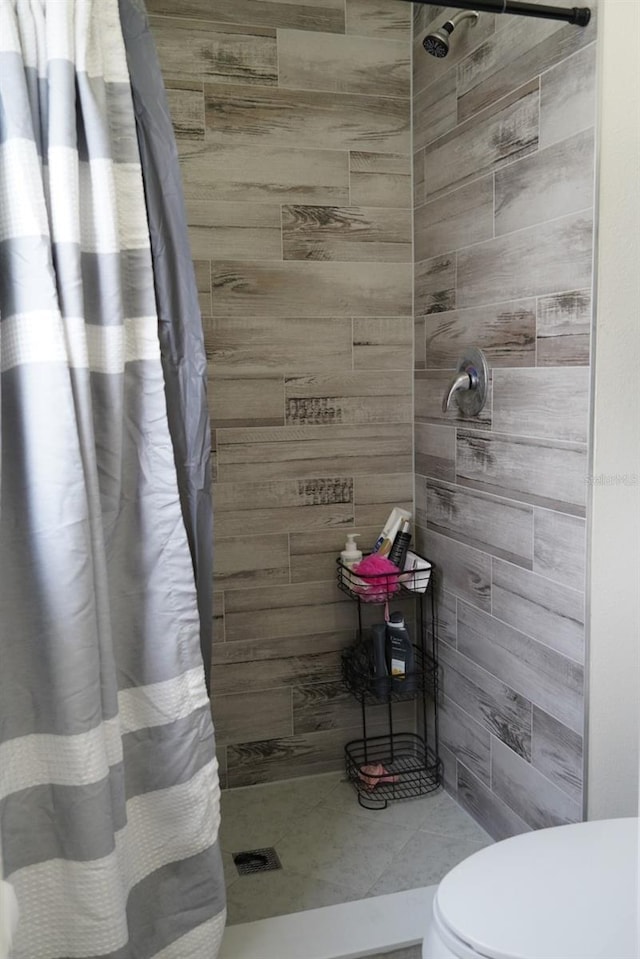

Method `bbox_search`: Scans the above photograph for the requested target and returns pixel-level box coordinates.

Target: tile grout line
[492,171,496,238]
[351,316,355,371]
[490,554,494,618]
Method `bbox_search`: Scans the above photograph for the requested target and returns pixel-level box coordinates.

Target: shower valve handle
[442,370,474,412]
[441,348,489,417]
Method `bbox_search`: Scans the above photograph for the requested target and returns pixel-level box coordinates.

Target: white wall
[586,0,640,819]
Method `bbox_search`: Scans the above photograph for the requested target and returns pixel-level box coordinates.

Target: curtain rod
[407,0,591,27]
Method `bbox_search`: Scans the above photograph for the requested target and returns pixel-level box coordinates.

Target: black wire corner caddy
[337,553,442,810]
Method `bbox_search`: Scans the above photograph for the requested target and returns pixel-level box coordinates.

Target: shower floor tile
[220,771,340,855]
[222,773,492,925]
[275,803,415,895]
[227,866,361,925]
[320,778,490,842]
[366,829,490,897]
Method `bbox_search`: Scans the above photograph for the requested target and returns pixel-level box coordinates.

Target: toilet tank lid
[434,817,639,959]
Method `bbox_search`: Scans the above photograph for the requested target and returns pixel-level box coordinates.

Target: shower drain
[232,847,282,876]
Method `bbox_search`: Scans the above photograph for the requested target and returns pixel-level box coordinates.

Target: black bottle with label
[385,611,416,693]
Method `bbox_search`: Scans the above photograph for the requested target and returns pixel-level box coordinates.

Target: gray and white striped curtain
[0,1,224,956]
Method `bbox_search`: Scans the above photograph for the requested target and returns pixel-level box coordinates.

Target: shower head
[423,10,479,58]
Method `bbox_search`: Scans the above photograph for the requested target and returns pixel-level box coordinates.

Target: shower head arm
[410,0,591,28]
[445,9,480,30]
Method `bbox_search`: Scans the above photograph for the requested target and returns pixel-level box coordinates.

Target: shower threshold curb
[219,885,436,959]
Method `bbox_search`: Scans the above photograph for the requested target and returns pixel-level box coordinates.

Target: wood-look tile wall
[413,4,596,836]
[148,0,413,787]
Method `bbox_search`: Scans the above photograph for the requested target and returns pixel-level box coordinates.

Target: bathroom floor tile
[220,772,494,922]
[322,779,491,843]
[366,830,490,897]
[226,866,360,925]
[220,771,342,854]
[416,790,492,843]
[275,804,416,895]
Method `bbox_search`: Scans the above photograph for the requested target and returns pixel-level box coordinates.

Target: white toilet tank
[423,817,639,959]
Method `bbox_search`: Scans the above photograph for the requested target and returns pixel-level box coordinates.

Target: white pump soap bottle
[341,533,362,568]
[340,533,363,588]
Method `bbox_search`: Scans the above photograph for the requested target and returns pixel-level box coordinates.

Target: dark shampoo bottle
[385,611,416,693]
[388,520,411,569]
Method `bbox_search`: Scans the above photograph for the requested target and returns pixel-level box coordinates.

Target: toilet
[423,817,639,959]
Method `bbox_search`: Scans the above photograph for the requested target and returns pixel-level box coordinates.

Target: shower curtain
[0,1,225,956]
[118,0,214,691]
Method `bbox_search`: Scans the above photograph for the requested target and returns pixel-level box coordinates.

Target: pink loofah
[357,763,400,791]
[352,553,400,602]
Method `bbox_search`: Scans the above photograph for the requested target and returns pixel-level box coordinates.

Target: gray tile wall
[148,0,413,787]
[149,2,598,821]
[412,4,596,836]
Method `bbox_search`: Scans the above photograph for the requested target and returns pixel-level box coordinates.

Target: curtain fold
[0,1,225,956]
[118,0,214,691]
